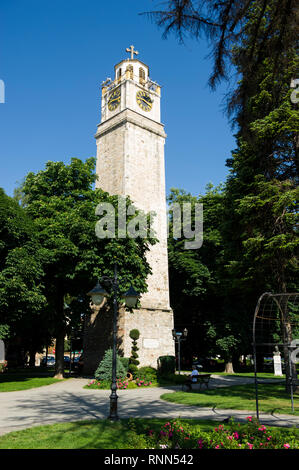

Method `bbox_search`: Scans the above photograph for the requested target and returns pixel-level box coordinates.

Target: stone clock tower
[84,47,174,372]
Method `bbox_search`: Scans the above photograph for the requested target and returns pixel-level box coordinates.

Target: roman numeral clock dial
[108,87,121,111]
[136,90,153,112]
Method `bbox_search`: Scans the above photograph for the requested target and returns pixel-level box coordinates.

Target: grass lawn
[0,418,215,449]
[0,368,68,392]
[205,372,287,379]
[0,417,297,449]
[161,383,299,416]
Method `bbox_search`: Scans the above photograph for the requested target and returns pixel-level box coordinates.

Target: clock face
[136,90,153,112]
[108,87,121,111]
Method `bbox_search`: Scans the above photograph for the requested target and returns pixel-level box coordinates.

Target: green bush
[128,329,140,377]
[119,357,130,371]
[158,355,176,375]
[137,366,158,382]
[128,363,139,378]
[94,349,127,382]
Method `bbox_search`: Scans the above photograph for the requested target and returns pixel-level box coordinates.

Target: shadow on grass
[161,383,299,415]
[0,368,56,383]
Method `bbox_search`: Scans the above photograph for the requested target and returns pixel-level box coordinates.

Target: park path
[0,375,298,436]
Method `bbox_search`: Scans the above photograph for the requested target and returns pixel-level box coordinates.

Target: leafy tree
[20,157,154,378]
[0,188,46,362]
[167,186,243,370]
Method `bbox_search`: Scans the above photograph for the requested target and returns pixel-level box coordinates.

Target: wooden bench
[182,374,211,392]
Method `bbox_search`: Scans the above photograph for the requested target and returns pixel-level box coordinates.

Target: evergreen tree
[94,348,127,382]
[147,1,299,380]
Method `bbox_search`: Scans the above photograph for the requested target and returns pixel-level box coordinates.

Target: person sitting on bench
[185,365,199,390]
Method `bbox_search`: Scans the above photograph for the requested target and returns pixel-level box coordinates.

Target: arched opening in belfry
[126,65,133,80]
[117,68,122,83]
[139,67,145,85]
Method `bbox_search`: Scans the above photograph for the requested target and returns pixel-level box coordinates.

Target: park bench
[182,373,211,392]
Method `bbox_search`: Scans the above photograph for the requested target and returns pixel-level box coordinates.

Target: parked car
[41,356,55,367]
[64,356,71,367]
[73,354,84,373]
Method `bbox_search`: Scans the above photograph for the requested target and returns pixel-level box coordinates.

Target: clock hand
[139,97,152,105]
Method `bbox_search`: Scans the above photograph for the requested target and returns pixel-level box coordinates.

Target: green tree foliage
[222,3,298,385]
[144,0,298,88]
[167,186,239,368]
[20,157,154,378]
[148,1,298,375]
[0,189,46,357]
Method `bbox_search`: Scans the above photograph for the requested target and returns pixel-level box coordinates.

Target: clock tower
[84,47,174,372]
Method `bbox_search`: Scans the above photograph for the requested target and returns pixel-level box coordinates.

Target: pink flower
[247,443,253,449]
[247,416,252,421]
[215,445,220,449]
[198,439,204,449]
[284,444,290,449]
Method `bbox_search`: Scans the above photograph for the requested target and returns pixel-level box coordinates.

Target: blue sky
[0,0,236,198]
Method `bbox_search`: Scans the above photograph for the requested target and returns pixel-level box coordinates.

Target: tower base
[82,304,174,376]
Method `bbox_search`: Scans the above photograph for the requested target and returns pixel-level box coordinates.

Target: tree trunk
[54,293,66,379]
[224,361,234,374]
[54,329,65,379]
[29,348,37,367]
[276,294,299,394]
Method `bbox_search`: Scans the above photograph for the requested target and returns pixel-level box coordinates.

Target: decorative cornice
[95,108,167,139]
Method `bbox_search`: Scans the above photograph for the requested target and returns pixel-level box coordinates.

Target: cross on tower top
[126,45,139,60]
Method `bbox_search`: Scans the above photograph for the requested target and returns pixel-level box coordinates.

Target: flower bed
[86,378,153,390]
[145,417,299,449]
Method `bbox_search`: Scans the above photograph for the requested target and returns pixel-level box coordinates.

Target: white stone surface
[93,54,175,366]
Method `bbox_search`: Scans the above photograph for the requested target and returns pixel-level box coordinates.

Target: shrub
[145,417,299,449]
[0,361,7,373]
[119,357,130,371]
[158,355,176,375]
[94,349,127,382]
[128,329,140,377]
[137,366,158,382]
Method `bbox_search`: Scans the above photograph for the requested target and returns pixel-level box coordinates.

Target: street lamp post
[172,328,188,375]
[87,264,139,421]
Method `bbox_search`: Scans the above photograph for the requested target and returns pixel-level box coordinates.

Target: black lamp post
[172,328,188,375]
[87,264,139,420]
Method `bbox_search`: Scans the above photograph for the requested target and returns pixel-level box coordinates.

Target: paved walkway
[0,375,298,436]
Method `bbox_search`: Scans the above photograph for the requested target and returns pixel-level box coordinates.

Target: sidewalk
[0,377,298,436]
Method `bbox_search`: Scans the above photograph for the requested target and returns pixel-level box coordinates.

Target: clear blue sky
[0,0,236,198]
